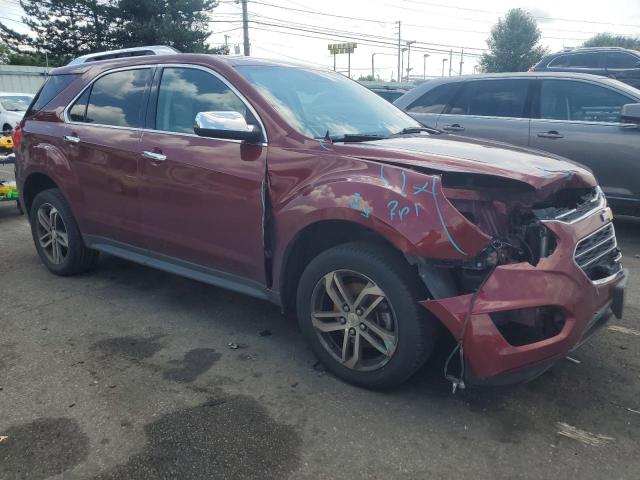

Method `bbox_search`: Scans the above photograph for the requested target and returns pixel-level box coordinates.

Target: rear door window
[539,80,633,123]
[567,53,602,68]
[447,79,529,118]
[406,83,461,114]
[606,52,639,69]
[69,68,152,128]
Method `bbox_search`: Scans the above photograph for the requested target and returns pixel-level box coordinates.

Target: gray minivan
[395,72,640,214]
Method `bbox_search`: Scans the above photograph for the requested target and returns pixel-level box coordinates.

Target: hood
[2,110,24,126]
[333,134,597,191]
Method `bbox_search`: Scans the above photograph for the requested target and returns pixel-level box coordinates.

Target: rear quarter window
[26,74,78,116]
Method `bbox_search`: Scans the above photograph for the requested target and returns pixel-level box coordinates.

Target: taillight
[12,125,21,147]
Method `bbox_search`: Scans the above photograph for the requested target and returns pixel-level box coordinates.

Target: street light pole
[406,40,415,82]
[423,53,430,79]
[371,52,376,78]
[442,58,448,77]
[396,21,401,83]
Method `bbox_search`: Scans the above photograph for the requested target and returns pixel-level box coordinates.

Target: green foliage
[114,0,218,53]
[0,0,228,65]
[0,0,116,65]
[480,8,547,73]
[357,74,377,81]
[582,33,640,50]
[0,44,9,64]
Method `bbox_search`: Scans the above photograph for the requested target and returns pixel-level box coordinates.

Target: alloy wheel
[35,203,69,265]
[310,270,398,371]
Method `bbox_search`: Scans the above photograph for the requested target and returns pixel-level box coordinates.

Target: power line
[397,0,640,28]
[246,14,488,53]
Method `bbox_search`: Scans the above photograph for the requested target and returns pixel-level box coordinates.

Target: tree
[114,0,220,53]
[480,8,547,73]
[0,0,116,65]
[0,44,9,64]
[0,0,227,66]
[583,33,640,50]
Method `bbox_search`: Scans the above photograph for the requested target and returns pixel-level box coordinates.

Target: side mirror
[621,103,640,124]
[194,111,263,142]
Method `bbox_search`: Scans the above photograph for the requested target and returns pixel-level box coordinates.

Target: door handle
[142,150,167,162]
[442,124,465,132]
[63,135,80,144]
[537,131,564,139]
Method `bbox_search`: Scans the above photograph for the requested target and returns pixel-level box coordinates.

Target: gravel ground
[1,166,639,479]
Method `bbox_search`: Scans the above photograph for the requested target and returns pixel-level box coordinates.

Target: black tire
[29,188,99,276]
[296,242,438,389]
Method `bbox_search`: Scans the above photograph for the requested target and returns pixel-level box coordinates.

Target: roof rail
[67,46,180,65]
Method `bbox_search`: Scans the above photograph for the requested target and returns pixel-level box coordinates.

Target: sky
[1,0,640,80]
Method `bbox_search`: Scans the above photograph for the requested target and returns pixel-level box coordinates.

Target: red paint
[15,54,623,385]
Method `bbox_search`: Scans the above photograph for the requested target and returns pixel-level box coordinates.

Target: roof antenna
[324,130,332,144]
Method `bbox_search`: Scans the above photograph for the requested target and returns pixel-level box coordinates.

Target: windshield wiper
[394,126,442,135]
[320,133,388,143]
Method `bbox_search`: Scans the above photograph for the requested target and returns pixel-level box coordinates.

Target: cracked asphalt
[1,166,639,479]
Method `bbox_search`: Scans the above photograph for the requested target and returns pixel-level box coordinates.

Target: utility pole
[395,21,401,83]
[448,49,453,76]
[441,58,448,77]
[459,48,464,75]
[406,40,415,82]
[423,53,430,79]
[241,0,250,56]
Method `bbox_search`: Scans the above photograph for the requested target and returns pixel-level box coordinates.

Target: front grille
[533,187,604,223]
[574,223,622,282]
[554,187,604,223]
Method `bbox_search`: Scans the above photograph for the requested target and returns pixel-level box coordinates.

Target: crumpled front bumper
[420,212,627,386]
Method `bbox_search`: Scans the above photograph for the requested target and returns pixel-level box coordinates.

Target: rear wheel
[297,242,438,389]
[29,188,99,276]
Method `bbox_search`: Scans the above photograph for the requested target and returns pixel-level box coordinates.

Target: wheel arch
[278,219,427,316]
[22,172,60,216]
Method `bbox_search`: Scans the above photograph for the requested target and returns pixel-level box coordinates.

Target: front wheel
[296,242,438,389]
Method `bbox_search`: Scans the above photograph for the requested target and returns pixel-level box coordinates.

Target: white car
[0,92,34,133]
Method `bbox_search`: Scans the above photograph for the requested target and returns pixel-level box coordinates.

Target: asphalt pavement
[1,171,639,479]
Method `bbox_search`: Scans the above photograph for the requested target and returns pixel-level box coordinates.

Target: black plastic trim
[84,235,280,305]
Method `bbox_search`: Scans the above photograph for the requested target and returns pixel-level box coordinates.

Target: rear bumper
[420,215,627,386]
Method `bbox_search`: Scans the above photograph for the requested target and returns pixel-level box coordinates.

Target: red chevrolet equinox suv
[14,51,627,389]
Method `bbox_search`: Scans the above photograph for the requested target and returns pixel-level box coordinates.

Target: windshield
[0,95,33,112]
[237,65,421,139]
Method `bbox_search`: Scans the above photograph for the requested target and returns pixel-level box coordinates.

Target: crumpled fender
[271,156,492,284]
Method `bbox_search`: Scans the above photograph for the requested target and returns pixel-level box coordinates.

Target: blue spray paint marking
[387,200,398,219]
[351,192,372,218]
[414,203,421,216]
[380,165,390,187]
[398,206,410,220]
[400,171,407,196]
[351,192,362,210]
[413,181,432,196]
[431,177,467,256]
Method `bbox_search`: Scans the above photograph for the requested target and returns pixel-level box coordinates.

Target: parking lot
[0,161,639,480]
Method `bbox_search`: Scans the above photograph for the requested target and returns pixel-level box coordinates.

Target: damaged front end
[412,172,626,386]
